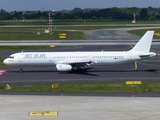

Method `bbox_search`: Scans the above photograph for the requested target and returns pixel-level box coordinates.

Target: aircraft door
[49,55,53,62]
[18,56,22,62]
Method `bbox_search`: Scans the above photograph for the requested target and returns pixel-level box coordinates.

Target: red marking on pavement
[0,70,7,76]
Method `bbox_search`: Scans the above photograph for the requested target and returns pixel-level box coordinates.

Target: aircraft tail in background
[130,31,154,52]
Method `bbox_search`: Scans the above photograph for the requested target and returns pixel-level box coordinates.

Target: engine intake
[56,64,72,71]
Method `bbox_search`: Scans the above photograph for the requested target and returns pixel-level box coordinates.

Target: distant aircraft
[3,31,156,72]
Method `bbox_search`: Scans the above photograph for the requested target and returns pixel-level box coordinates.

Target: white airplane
[3,31,156,72]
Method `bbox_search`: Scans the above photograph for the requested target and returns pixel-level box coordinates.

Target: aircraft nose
[3,59,8,65]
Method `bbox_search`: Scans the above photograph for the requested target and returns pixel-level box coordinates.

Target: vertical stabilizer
[130,31,154,52]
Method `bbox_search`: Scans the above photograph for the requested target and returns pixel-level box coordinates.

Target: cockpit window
[9,56,14,59]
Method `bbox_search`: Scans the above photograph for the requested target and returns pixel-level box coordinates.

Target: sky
[1,0,160,12]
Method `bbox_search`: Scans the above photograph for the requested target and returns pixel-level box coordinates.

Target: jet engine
[56,64,72,71]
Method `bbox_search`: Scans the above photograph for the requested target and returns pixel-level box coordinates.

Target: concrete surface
[0,95,160,120]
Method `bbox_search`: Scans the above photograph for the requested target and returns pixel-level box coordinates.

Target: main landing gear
[72,67,82,73]
[76,67,82,73]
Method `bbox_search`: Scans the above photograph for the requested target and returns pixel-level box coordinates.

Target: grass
[128,29,160,39]
[2,82,160,92]
[0,30,86,40]
[0,57,5,67]
[0,57,5,61]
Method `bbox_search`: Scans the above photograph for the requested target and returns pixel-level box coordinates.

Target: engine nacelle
[56,64,72,72]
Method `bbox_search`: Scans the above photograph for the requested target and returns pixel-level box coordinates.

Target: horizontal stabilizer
[139,55,150,58]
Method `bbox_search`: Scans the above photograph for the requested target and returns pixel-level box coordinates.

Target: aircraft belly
[95,59,128,65]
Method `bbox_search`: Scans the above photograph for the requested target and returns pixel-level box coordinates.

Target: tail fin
[130,31,154,52]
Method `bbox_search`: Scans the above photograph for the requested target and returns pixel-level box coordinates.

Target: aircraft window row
[69,56,87,58]
[23,56,87,59]
[53,56,66,58]
[53,56,87,58]
[92,56,124,59]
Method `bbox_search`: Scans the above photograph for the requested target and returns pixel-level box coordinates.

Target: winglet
[130,31,154,52]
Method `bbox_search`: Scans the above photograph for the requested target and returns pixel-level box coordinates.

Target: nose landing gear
[19,66,23,73]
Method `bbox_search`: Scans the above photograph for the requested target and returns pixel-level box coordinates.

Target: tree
[149,16,157,20]
[0,9,7,14]
[91,16,96,20]
[140,8,148,20]
[20,16,25,20]
[12,17,18,20]
[72,8,83,13]
[0,7,159,21]
[107,17,113,21]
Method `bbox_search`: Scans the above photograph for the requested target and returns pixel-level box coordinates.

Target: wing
[55,60,97,67]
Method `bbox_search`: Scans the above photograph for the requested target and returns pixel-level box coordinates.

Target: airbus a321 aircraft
[3,31,156,72]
